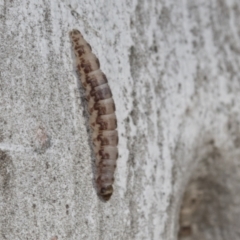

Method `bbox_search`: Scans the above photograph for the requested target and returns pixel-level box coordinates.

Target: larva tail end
[99,185,113,201]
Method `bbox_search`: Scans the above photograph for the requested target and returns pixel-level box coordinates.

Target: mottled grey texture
[0,0,240,239]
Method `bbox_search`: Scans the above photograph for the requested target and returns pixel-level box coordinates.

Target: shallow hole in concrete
[178,144,240,240]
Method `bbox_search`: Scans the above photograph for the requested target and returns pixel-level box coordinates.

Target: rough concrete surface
[0,0,240,239]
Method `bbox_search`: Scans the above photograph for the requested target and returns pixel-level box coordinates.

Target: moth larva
[69,29,118,201]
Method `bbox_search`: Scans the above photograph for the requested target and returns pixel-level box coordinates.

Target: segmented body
[69,29,118,201]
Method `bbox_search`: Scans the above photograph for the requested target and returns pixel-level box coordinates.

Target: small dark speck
[227,121,232,130]
[185,107,190,115]
[46,162,50,169]
[208,139,215,145]
[0,131,3,142]
[191,198,197,205]
[192,40,197,48]
[179,226,192,237]
[71,10,80,18]
[178,83,182,92]
[32,203,36,209]
[66,205,69,215]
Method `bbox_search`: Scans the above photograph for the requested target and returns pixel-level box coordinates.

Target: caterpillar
[69,29,118,201]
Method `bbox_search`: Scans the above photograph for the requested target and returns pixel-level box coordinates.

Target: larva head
[99,185,113,201]
[69,29,83,41]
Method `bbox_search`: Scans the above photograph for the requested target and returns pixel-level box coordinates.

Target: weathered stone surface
[0,0,240,239]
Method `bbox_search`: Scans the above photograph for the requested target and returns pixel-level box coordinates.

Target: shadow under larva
[69,29,118,201]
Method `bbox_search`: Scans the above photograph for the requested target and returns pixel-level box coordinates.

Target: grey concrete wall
[0,0,240,239]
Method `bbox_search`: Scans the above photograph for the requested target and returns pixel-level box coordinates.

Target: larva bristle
[70,29,118,201]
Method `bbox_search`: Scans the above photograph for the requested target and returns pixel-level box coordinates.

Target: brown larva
[69,29,118,201]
